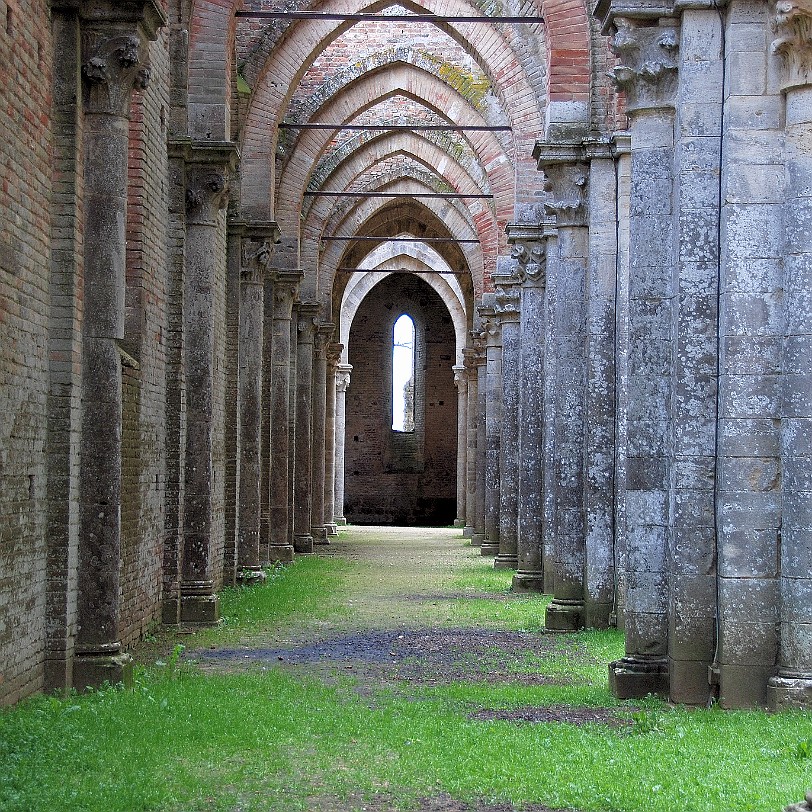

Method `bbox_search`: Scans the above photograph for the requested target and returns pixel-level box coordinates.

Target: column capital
[81,29,150,116]
[171,141,240,226]
[773,0,812,91]
[272,270,302,319]
[296,302,320,340]
[595,8,680,113]
[240,236,276,286]
[533,143,590,227]
[478,298,502,345]
[507,222,547,288]
[493,273,522,322]
[336,363,353,392]
[327,342,344,369]
[453,364,468,389]
[314,323,335,356]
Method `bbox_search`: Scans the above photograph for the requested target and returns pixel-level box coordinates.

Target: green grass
[3,539,812,812]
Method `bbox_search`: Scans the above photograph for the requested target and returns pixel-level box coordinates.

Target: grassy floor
[2,527,811,812]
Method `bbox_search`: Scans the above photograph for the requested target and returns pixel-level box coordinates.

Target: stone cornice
[773,0,812,91]
[594,0,676,35]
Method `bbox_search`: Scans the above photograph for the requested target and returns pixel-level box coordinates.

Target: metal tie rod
[235,11,545,23]
[304,191,493,199]
[280,123,511,131]
[337,267,466,274]
[322,236,479,243]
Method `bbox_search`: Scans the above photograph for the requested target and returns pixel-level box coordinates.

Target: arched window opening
[392,314,415,432]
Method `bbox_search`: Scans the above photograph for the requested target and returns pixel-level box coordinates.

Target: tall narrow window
[392,314,415,432]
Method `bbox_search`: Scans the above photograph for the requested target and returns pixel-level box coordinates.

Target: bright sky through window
[392,314,415,432]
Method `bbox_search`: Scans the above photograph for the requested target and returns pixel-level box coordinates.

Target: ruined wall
[345,275,457,525]
[0,0,54,704]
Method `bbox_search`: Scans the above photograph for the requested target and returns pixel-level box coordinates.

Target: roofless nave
[1,0,811,712]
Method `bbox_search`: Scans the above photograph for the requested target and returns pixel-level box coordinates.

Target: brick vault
[0,0,810,711]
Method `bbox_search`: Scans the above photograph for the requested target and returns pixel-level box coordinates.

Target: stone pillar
[598,8,680,697]
[179,143,238,624]
[669,7,724,705]
[294,303,319,553]
[472,336,488,547]
[453,365,468,529]
[236,230,277,582]
[288,305,299,550]
[480,302,502,556]
[769,1,812,711]
[585,144,618,629]
[714,1,784,708]
[268,271,301,563]
[536,145,590,630]
[334,363,352,526]
[463,348,479,538]
[493,275,521,570]
[506,226,547,593]
[311,323,335,544]
[325,343,343,536]
[74,1,164,689]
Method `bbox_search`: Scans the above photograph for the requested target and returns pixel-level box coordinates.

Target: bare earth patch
[306,792,571,812]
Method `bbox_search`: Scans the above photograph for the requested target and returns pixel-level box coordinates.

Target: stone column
[268,271,301,563]
[669,7,724,705]
[714,1,784,708]
[585,143,618,629]
[453,365,468,529]
[472,336,488,547]
[236,231,277,582]
[598,8,679,697]
[536,145,590,631]
[294,303,319,553]
[311,323,335,544]
[769,1,812,711]
[463,348,479,539]
[334,363,352,526]
[179,143,238,624]
[480,302,502,556]
[74,1,164,689]
[506,226,547,593]
[288,305,299,549]
[325,343,343,536]
[493,275,521,570]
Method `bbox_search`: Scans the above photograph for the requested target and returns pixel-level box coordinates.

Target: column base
[312,526,330,545]
[511,571,546,593]
[767,673,812,711]
[162,595,181,626]
[585,601,613,629]
[294,534,314,554]
[609,655,669,700]
[493,553,518,570]
[180,593,221,625]
[545,599,584,631]
[335,516,347,526]
[480,541,499,556]
[453,518,465,528]
[266,544,294,564]
[237,567,267,586]
[326,522,338,536]
[471,532,484,547]
[784,790,812,812]
[73,645,133,691]
[463,525,474,539]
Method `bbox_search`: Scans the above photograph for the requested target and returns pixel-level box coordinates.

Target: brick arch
[188,0,243,140]
[313,192,486,307]
[275,66,512,229]
[238,0,545,220]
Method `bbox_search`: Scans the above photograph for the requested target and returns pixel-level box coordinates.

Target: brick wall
[0,0,54,704]
[345,274,457,525]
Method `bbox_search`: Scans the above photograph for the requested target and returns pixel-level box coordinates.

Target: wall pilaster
[479,300,502,556]
[462,348,479,539]
[334,364,352,526]
[325,343,343,536]
[311,323,335,543]
[453,364,469,530]
[472,336,488,547]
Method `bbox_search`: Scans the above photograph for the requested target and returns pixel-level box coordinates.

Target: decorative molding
[610,17,680,112]
[773,0,812,90]
[81,32,149,116]
[493,273,522,321]
[542,162,589,226]
[510,240,546,287]
[186,164,231,223]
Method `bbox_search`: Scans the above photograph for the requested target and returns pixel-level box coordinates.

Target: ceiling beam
[235,11,545,23]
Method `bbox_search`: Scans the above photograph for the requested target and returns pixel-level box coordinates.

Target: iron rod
[236,11,545,23]
[304,191,493,199]
[321,236,479,243]
[337,267,466,274]
[280,123,510,131]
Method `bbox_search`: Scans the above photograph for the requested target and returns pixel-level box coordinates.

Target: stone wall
[345,275,457,525]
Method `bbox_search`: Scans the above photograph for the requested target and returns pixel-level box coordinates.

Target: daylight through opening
[392,314,415,432]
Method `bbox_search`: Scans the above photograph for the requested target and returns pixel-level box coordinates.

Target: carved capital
[240,238,274,285]
[542,162,589,226]
[610,18,680,112]
[314,323,335,357]
[327,342,344,369]
[773,0,812,90]
[453,364,467,389]
[186,164,230,224]
[81,30,149,116]
[336,363,353,392]
[296,302,320,340]
[510,241,546,287]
